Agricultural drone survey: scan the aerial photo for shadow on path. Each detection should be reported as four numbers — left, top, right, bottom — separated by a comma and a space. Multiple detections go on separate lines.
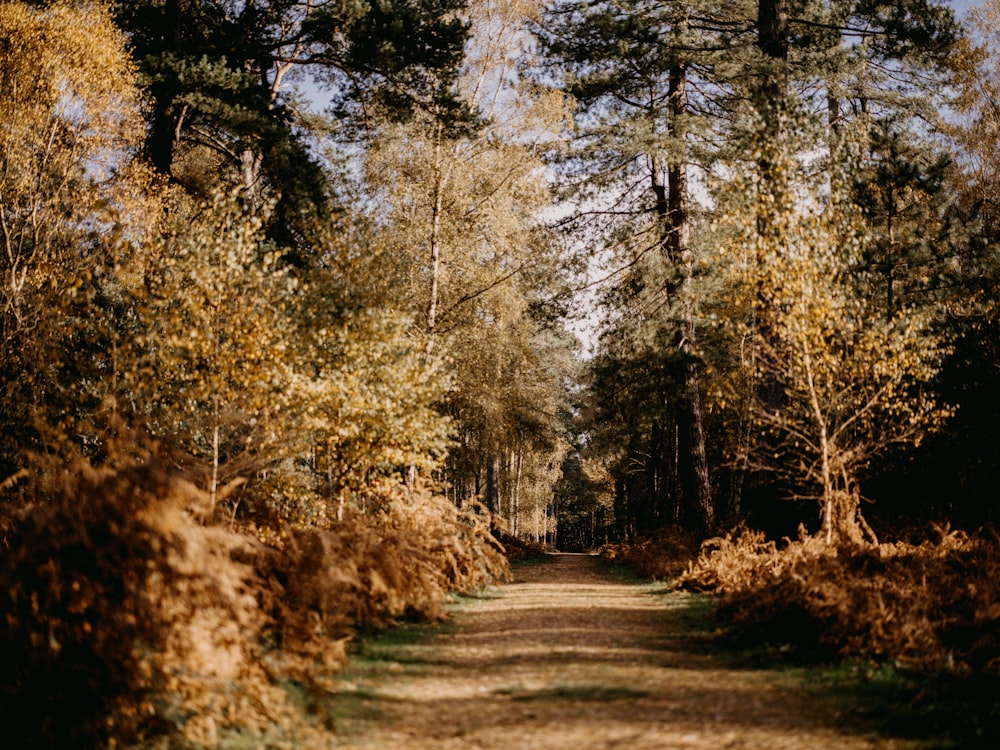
327, 553, 927, 750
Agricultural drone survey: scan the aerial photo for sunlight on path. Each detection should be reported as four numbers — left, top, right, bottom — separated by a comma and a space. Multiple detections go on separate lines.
329, 554, 921, 749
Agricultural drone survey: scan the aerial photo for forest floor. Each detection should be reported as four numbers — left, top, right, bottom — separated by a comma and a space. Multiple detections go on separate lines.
314, 553, 939, 750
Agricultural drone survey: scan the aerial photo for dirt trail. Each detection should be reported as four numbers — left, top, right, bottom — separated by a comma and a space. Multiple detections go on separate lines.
328, 553, 919, 749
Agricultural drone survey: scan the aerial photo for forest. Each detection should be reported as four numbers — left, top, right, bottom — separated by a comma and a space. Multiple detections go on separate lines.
0, 0, 998, 747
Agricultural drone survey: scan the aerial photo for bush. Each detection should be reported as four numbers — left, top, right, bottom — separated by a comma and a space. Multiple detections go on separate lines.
677, 525, 1000, 677
259, 484, 508, 680
0, 444, 508, 747
0, 451, 283, 748
600, 525, 703, 581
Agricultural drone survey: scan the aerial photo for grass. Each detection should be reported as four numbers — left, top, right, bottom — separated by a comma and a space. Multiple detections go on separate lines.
343, 619, 457, 674
614, 542, 999, 749
713, 641, 1000, 748
510, 550, 560, 568
793, 661, 1000, 749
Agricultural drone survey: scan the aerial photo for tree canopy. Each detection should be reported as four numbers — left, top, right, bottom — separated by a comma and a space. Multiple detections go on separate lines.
0, 0, 996, 547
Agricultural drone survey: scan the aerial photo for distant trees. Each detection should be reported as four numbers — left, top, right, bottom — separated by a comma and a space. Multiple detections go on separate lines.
539, 0, 970, 544
539, 0, 723, 532
360, 0, 574, 526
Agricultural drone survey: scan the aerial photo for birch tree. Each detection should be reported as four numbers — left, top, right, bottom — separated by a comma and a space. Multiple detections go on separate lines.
131, 194, 297, 515
724, 176, 952, 545
0, 0, 147, 471
361, 0, 571, 519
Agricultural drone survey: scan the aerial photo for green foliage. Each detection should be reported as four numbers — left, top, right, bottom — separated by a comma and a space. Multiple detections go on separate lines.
114, 0, 474, 233
306, 0, 475, 131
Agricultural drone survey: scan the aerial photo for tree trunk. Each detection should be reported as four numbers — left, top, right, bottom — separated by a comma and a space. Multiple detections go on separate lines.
425, 125, 447, 357
209, 400, 220, 524
757, 0, 789, 142
485, 451, 501, 516
658, 43, 715, 532
750, 0, 791, 517
240, 147, 264, 211
512, 449, 522, 537
145, 0, 183, 175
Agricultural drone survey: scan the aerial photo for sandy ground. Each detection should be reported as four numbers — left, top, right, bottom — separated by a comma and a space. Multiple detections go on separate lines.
325, 553, 923, 749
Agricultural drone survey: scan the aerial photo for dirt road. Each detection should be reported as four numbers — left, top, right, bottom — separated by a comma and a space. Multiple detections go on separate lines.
327, 553, 922, 749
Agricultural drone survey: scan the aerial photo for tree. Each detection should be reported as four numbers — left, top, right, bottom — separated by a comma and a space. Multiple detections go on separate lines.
722, 174, 952, 544
127, 194, 300, 514
851, 121, 963, 321
949, 0, 1000, 239
111, 0, 473, 231
121, 195, 455, 525
294, 239, 456, 520
540, 0, 722, 531
0, 0, 147, 472
359, 0, 573, 525
898, 0, 1000, 526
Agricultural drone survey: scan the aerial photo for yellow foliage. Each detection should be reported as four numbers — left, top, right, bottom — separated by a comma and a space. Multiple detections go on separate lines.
718, 167, 952, 544
0, 0, 148, 466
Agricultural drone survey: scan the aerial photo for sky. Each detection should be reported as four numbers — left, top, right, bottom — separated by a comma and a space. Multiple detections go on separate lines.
951, 0, 985, 19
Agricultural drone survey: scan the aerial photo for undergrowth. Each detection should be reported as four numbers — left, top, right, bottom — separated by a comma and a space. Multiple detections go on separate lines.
0, 434, 508, 749
492, 530, 550, 562
675, 523, 1000, 746
599, 525, 703, 581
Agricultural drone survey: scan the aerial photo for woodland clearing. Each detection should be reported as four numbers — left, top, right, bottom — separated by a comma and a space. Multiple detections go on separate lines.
321, 553, 935, 750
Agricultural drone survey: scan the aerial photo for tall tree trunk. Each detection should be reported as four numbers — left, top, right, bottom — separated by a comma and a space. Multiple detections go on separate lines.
757, 0, 789, 147
512, 449, 522, 537
425, 124, 447, 357
240, 147, 264, 211
750, 0, 791, 513
485, 451, 501, 517
145, 0, 183, 175
656, 37, 715, 532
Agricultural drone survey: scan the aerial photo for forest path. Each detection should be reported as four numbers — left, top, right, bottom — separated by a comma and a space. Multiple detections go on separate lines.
326, 553, 919, 749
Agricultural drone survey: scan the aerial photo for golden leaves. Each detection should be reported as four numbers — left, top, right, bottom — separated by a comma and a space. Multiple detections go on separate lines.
718, 168, 952, 521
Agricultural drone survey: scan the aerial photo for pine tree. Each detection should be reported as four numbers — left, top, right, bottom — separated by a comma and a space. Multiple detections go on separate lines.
540, 0, 731, 531
110, 0, 474, 251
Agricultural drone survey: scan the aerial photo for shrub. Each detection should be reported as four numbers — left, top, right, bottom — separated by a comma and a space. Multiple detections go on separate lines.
601, 525, 715, 581
0, 451, 283, 748
260, 483, 508, 680
677, 525, 1000, 677
0, 440, 509, 747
